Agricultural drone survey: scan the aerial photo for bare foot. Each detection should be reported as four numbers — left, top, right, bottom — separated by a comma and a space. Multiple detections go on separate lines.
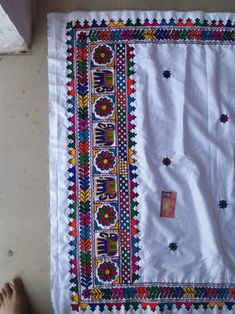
0, 278, 28, 314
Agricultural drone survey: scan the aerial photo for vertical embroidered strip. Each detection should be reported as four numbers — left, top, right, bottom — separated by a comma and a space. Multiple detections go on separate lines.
48, 11, 235, 314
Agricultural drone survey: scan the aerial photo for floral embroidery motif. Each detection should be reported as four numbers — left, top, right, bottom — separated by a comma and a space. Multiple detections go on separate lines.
94, 97, 114, 118
94, 149, 116, 174
95, 150, 115, 171
93, 44, 114, 65
220, 114, 229, 123
163, 70, 171, 79
219, 200, 228, 209
96, 231, 118, 257
96, 205, 117, 228
169, 242, 178, 251
162, 157, 171, 166
97, 261, 118, 283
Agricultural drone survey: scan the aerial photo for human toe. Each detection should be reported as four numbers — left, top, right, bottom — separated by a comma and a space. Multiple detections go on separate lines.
0, 287, 7, 299
3, 283, 13, 297
0, 292, 4, 304
10, 278, 22, 290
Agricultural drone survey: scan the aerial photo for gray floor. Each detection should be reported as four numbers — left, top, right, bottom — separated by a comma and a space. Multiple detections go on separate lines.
0, 1, 235, 313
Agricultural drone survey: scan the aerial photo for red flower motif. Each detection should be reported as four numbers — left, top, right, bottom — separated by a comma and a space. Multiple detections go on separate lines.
96, 150, 115, 171
95, 97, 114, 118
97, 205, 117, 227
93, 45, 113, 64
97, 261, 118, 282
82, 288, 91, 299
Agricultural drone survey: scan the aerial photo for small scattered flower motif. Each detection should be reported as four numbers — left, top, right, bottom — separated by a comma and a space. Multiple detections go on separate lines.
93, 45, 113, 65
219, 200, 228, 209
95, 97, 114, 118
97, 205, 117, 227
169, 242, 178, 251
162, 157, 171, 166
220, 114, 229, 124
163, 70, 171, 79
97, 261, 118, 282
96, 150, 115, 171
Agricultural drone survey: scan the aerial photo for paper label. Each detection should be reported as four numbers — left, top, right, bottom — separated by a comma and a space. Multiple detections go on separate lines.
160, 191, 177, 218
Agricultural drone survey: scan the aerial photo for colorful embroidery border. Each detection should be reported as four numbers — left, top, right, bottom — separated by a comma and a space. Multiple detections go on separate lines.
88, 42, 139, 285
67, 19, 140, 305
66, 17, 235, 312
67, 17, 235, 45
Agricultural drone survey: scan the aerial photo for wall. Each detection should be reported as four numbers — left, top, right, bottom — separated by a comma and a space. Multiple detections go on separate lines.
0, 0, 32, 53
0, 5, 27, 54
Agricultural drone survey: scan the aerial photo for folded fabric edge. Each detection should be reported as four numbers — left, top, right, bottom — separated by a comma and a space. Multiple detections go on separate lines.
47, 10, 235, 26
48, 13, 72, 314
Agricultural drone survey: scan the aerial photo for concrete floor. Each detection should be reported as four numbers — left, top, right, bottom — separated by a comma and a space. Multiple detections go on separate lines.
0, 0, 235, 313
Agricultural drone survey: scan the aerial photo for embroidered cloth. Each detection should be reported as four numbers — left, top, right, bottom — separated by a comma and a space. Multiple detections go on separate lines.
48, 11, 235, 314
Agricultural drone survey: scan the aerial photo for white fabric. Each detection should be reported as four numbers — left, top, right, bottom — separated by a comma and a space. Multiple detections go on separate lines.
48, 13, 71, 314
135, 43, 235, 283
48, 10, 235, 314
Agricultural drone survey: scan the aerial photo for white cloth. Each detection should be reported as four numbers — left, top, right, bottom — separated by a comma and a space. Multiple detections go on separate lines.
135, 43, 235, 283
48, 10, 235, 314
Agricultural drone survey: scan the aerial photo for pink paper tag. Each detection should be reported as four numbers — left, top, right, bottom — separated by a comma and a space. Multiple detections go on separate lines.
160, 191, 177, 218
